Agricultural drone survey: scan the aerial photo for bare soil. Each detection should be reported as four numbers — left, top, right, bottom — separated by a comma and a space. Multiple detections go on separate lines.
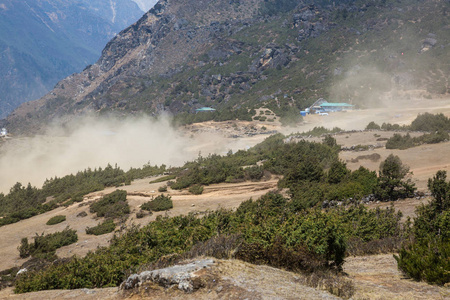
345, 254, 450, 300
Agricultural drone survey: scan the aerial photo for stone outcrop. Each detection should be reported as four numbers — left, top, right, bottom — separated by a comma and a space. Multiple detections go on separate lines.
120, 259, 215, 293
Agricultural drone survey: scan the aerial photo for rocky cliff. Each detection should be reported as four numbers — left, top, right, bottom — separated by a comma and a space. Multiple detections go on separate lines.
3, 0, 449, 134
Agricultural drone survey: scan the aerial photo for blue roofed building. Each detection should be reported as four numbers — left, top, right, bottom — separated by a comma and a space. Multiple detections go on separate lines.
195, 107, 216, 113
319, 102, 354, 112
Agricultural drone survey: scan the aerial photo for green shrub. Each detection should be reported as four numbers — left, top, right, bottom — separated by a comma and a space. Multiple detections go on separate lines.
149, 175, 176, 184
188, 185, 204, 195
46, 215, 66, 226
365, 121, 381, 130
395, 170, 450, 285
376, 154, 416, 201
136, 210, 151, 219
86, 219, 116, 235
158, 185, 168, 192
296, 126, 343, 137
410, 113, 450, 132
396, 238, 450, 285
245, 165, 264, 180
386, 131, 449, 150
17, 227, 78, 259
385, 133, 416, 149
89, 190, 129, 219
76, 211, 87, 218
141, 194, 173, 212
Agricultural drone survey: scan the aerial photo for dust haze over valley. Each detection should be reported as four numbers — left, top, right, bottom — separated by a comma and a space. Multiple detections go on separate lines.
0, 115, 229, 193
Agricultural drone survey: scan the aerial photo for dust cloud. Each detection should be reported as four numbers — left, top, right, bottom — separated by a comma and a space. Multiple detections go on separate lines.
329, 65, 394, 108
0, 115, 203, 193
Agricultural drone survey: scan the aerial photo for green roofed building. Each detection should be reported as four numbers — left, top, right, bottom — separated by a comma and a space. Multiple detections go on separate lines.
195, 107, 216, 112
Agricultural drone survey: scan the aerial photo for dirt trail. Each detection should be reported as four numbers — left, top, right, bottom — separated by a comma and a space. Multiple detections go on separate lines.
345, 254, 450, 300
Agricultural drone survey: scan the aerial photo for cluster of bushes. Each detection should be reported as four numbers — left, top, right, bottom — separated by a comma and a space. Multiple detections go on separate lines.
169, 150, 260, 189
46, 215, 66, 226
395, 170, 450, 285
0, 162, 169, 227
0, 183, 49, 226
86, 219, 116, 236
365, 121, 407, 131
367, 113, 450, 133
188, 185, 204, 195
42, 164, 128, 204
281, 150, 414, 206
89, 190, 129, 220
140, 194, 173, 212
410, 113, 450, 132
168, 133, 414, 204
386, 131, 449, 149
295, 126, 343, 137
14, 190, 407, 293
157, 185, 168, 192
18, 227, 78, 260
125, 163, 167, 181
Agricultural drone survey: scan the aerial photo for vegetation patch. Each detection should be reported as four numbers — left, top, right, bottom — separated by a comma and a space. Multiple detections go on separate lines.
18, 227, 78, 260
395, 170, 450, 285
89, 190, 129, 220
294, 126, 343, 137
386, 132, 449, 150
46, 215, 66, 226
158, 185, 168, 192
86, 219, 116, 236
141, 194, 173, 212
149, 175, 176, 184
188, 185, 204, 195
14, 191, 406, 293
0, 163, 166, 227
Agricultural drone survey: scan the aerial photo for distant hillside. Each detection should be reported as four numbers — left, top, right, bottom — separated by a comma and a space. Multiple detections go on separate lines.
0, 0, 144, 118
3, 0, 449, 134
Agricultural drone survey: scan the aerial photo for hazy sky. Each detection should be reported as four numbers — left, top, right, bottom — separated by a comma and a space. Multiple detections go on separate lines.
132, 0, 158, 12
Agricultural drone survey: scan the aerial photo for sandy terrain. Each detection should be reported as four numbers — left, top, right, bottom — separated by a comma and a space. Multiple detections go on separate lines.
345, 254, 450, 300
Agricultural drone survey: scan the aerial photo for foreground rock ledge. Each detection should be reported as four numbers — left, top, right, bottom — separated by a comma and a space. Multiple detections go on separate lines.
120, 259, 216, 293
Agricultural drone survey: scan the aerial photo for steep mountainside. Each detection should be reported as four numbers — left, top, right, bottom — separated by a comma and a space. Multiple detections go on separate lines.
3, 0, 449, 134
0, 0, 144, 118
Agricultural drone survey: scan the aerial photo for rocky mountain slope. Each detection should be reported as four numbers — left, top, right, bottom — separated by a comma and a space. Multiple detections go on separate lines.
0, 0, 144, 118
132, 0, 158, 12
3, 0, 449, 134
